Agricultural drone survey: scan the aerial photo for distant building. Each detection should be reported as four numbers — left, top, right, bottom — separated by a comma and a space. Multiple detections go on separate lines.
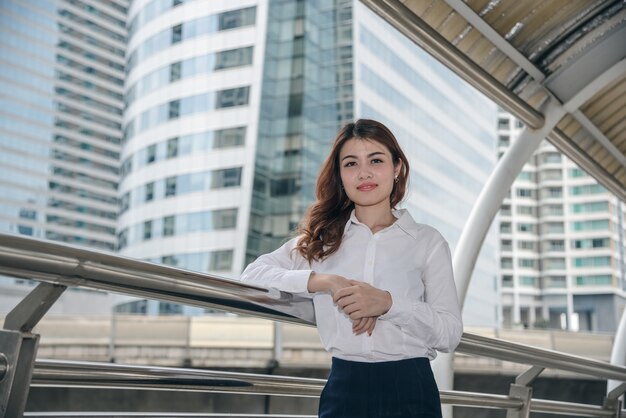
497, 110, 626, 332
0, 0, 129, 314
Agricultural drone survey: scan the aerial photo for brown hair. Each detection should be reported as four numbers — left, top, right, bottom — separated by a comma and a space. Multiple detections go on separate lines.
295, 119, 409, 262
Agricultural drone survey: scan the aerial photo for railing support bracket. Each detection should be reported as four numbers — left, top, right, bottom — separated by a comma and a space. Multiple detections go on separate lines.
1, 282, 66, 417
506, 366, 544, 418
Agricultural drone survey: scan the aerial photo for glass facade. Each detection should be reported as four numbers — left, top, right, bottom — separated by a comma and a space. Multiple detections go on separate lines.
0, 0, 124, 252
245, 0, 352, 261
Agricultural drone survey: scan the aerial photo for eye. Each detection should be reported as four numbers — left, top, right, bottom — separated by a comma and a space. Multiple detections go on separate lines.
371, 158, 384, 164
344, 161, 356, 167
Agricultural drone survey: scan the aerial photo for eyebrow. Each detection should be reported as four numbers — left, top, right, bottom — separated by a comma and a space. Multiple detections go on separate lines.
341, 151, 386, 161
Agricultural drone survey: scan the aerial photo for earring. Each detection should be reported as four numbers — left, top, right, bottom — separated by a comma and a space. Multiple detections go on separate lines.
394, 176, 399, 183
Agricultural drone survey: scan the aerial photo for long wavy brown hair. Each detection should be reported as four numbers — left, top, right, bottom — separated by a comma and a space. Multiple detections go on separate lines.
295, 119, 410, 262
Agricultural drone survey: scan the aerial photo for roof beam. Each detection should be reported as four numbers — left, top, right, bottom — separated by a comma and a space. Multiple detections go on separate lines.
563, 57, 626, 112
443, 0, 546, 82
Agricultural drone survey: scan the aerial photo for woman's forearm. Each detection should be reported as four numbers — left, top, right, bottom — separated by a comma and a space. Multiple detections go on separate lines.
307, 272, 350, 294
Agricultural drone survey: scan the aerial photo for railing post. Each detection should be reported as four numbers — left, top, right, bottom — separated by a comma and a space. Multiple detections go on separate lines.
506, 365, 544, 418
604, 382, 626, 418
0, 282, 66, 417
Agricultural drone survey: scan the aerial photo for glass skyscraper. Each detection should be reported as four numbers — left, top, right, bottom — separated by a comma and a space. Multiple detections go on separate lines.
0, 0, 128, 314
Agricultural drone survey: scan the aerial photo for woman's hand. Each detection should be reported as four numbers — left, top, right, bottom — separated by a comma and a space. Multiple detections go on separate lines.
333, 280, 392, 320
307, 272, 350, 294
352, 316, 377, 336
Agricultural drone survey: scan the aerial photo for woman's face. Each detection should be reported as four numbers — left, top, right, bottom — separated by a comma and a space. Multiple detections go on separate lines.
339, 137, 401, 212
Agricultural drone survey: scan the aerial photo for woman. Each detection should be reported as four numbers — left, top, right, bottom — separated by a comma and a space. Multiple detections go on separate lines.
240, 119, 463, 418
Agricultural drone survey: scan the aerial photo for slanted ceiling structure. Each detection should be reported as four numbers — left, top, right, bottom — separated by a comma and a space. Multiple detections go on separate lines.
361, 0, 626, 201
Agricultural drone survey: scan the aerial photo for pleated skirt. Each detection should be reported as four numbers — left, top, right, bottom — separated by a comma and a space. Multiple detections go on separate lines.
318, 357, 442, 418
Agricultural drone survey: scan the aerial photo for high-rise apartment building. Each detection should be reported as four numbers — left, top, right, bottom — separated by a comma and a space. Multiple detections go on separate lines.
0, 0, 128, 313
118, 0, 498, 325
497, 110, 626, 332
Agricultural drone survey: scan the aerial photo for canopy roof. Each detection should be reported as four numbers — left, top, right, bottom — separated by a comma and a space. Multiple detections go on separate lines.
362, 0, 626, 201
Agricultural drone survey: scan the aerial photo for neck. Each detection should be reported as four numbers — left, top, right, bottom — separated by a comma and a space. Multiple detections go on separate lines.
354, 204, 396, 233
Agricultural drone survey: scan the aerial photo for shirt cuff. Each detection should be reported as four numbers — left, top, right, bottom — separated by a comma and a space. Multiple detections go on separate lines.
379, 291, 412, 325
281, 269, 313, 294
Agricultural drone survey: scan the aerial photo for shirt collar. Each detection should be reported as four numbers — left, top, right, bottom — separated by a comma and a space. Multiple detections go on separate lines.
343, 208, 419, 239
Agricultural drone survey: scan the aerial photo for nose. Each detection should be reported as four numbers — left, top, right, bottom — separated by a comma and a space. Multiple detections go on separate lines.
358, 167, 373, 180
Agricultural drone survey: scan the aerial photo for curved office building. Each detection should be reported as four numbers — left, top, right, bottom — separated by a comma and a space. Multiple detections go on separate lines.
119, 1, 262, 315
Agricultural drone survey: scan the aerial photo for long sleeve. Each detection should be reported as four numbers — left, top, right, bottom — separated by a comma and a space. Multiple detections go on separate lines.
239, 237, 313, 296
379, 240, 463, 353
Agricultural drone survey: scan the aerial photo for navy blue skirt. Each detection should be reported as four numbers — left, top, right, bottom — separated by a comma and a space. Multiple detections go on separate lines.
318, 357, 442, 418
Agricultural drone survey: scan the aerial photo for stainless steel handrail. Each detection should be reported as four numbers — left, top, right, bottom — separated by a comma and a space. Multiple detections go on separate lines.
0, 233, 315, 325
2, 232, 626, 383
459, 332, 626, 381
29, 359, 625, 417
31, 359, 523, 410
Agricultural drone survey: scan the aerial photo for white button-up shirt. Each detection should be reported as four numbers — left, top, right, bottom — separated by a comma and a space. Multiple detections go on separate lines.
240, 209, 463, 362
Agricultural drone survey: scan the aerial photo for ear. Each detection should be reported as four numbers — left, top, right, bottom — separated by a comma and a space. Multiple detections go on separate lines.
394, 160, 402, 178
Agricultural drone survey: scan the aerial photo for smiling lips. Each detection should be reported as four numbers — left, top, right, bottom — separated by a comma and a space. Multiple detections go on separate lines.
357, 182, 378, 191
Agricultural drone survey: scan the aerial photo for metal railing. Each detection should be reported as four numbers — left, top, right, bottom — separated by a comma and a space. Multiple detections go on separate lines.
1, 232, 625, 418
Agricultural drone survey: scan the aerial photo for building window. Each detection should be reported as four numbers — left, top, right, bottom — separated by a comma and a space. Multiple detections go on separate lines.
215, 46, 253, 70
575, 275, 612, 286
570, 184, 606, 195
214, 208, 237, 229
501, 239, 512, 251
516, 205, 535, 216
573, 256, 611, 268
216, 86, 250, 108
212, 168, 242, 188
517, 241, 537, 251
543, 153, 561, 163
168, 100, 180, 119
544, 276, 566, 288
502, 275, 513, 288
171, 24, 182, 43
519, 276, 536, 286
210, 250, 233, 271
571, 201, 609, 213
541, 204, 563, 216
545, 240, 564, 251
517, 223, 535, 233
163, 216, 175, 236
517, 171, 533, 181
500, 222, 512, 233
146, 144, 156, 164
145, 182, 154, 202
572, 238, 610, 249
170, 61, 181, 82
571, 220, 610, 232
543, 222, 564, 234
214, 127, 246, 148
498, 118, 509, 129
501, 258, 513, 269
518, 259, 537, 268
167, 137, 179, 158
165, 176, 177, 196
516, 188, 533, 198
143, 220, 152, 240
542, 258, 565, 270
